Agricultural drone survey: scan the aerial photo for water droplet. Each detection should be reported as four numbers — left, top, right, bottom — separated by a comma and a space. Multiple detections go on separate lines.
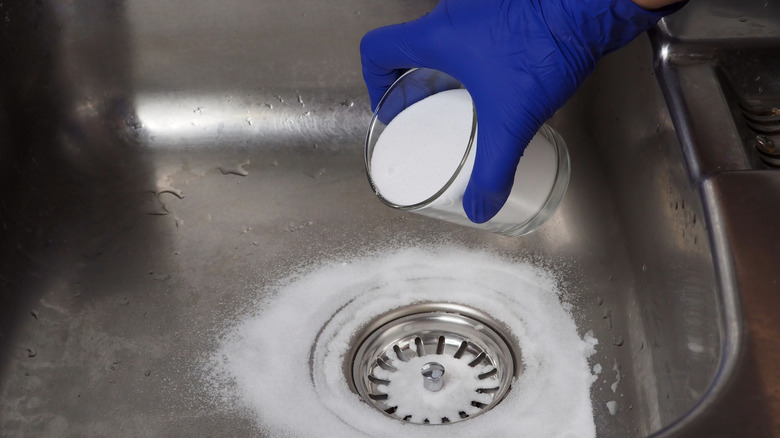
157, 186, 184, 200
30, 310, 38, 320
305, 168, 327, 179
152, 273, 170, 281
642, 264, 647, 272
738, 16, 748, 22
27, 348, 37, 357
284, 221, 314, 232
245, 117, 253, 126
265, 103, 274, 109
219, 159, 250, 177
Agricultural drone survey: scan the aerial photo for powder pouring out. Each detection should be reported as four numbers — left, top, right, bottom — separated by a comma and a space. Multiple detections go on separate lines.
203, 245, 598, 437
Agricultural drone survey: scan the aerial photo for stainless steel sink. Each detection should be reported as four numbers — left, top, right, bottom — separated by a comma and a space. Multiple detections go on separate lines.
0, 0, 777, 436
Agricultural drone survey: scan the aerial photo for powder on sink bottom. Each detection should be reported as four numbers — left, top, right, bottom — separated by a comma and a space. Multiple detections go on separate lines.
373, 353, 494, 422
203, 245, 598, 437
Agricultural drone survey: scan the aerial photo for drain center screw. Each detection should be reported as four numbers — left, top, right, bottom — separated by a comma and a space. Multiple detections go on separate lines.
421, 362, 445, 392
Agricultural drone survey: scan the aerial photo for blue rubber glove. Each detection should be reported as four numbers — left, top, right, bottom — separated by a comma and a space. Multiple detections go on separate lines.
361, 0, 685, 223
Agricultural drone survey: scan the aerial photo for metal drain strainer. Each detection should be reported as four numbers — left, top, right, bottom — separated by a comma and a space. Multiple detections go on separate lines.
349, 304, 518, 425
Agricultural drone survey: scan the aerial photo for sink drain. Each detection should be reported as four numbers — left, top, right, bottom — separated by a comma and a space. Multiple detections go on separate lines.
348, 303, 518, 425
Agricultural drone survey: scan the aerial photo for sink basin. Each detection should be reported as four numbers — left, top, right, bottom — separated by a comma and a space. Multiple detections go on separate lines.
0, 0, 775, 436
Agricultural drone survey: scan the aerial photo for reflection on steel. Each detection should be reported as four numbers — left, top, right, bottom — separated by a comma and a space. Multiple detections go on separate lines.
421, 362, 445, 392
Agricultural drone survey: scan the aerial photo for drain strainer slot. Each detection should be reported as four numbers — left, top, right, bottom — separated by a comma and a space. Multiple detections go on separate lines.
349, 304, 518, 425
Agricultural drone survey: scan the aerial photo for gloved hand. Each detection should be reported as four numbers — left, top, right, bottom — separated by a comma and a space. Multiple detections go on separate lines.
361, 0, 685, 223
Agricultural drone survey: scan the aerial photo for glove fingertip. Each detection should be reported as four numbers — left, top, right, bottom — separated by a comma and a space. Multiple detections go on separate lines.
461, 120, 527, 224
359, 26, 413, 112
462, 183, 508, 224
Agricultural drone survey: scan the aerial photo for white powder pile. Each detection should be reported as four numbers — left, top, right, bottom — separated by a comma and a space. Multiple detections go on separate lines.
374, 353, 494, 422
204, 246, 598, 437
370, 89, 473, 206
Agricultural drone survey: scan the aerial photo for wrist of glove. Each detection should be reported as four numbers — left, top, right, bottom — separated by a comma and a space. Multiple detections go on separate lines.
361, 0, 686, 223
556, 0, 687, 60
